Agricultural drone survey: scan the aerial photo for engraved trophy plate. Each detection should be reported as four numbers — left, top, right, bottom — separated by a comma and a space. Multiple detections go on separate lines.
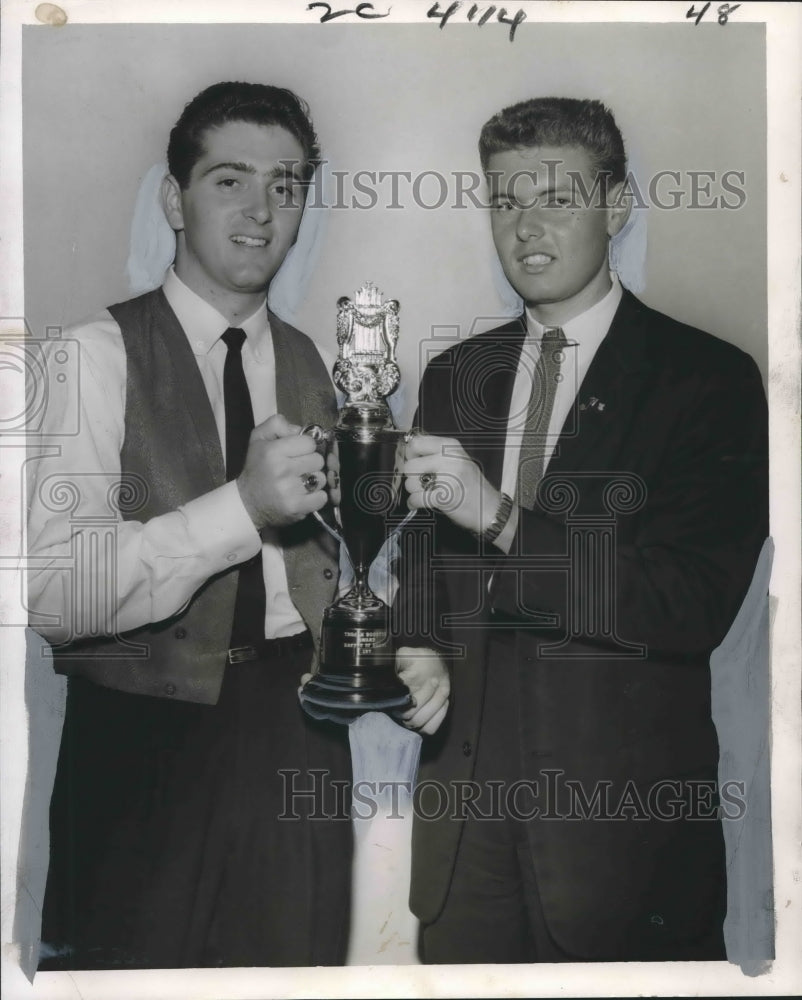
300, 284, 412, 716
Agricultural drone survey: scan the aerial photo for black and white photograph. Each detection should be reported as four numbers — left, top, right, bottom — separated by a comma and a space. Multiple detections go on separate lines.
1, 1, 800, 997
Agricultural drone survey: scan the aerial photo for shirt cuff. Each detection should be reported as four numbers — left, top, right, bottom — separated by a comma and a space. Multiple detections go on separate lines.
180, 481, 262, 570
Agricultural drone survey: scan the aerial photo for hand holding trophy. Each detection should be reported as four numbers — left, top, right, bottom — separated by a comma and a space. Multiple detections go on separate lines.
299, 283, 413, 717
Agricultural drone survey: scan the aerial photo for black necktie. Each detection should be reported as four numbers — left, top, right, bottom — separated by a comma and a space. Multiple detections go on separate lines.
221, 327, 266, 647
222, 328, 254, 481
517, 326, 567, 510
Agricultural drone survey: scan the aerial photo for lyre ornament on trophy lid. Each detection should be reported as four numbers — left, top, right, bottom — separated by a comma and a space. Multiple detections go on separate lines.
334, 282, 400, 410
300, 283, 412, 717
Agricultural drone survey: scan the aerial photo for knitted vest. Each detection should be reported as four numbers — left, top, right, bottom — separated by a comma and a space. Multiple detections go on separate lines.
52, 288, 338, 703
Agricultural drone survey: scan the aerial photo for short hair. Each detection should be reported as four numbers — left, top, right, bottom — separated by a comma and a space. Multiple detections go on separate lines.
167, 81, 321, 188
478, 97, 627, 186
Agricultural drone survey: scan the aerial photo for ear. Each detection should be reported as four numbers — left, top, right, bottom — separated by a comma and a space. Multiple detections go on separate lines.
161, 174, 185, 233
605, 181, 632, 238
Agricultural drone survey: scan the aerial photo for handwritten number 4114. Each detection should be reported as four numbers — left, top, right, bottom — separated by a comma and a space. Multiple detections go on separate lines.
686, 3, 741, 25
427, 3, 527, 43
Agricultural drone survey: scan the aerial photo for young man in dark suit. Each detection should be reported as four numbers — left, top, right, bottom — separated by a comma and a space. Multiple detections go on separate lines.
27, 82, 353, 969
397, 97, 768, 963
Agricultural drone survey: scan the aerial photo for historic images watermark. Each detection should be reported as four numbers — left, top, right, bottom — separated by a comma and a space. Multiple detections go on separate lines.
268, 162, 748, 211
279, 768, 748, 823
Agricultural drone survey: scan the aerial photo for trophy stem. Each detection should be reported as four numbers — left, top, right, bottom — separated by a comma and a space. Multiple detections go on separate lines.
343, 575, 382, 611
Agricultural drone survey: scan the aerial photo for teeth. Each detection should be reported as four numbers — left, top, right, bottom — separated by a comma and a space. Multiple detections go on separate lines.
231, 236, 267, 247
523, 253, 551, 265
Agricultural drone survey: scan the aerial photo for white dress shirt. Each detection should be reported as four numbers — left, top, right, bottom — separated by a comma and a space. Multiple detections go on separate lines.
27, 268, 331, 644
495, 274, 623, 548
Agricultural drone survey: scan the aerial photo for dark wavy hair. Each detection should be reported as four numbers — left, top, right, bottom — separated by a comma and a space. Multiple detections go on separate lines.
167, 81, 320, 188
479, 97, 627, 186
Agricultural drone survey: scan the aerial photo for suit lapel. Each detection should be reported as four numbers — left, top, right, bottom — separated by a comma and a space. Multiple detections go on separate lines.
548, 290, 655, 475
462, 317, 527, 491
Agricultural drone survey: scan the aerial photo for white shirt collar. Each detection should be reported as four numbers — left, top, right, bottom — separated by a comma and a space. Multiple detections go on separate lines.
525, 272, 623, 349
162, 267, 272, 359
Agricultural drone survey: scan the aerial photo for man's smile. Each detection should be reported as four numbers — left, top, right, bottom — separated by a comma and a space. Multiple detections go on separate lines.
230, 235, 270, 247
519, 252, 554, 269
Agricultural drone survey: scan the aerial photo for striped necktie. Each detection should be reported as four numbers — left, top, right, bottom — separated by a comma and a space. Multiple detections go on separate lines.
517, 326, 566, 510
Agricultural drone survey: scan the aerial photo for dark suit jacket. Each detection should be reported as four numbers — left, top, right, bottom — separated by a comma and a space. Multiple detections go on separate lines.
397, 290, 768, 960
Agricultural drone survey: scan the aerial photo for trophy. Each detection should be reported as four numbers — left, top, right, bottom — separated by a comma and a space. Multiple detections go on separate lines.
299, 283, 413, 715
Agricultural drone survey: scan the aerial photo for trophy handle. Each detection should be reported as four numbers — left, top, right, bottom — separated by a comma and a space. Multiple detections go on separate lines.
300, 423, 332, 446
300, 424, 343, 533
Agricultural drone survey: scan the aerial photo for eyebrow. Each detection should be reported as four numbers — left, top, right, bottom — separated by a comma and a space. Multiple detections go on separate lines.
200, 161, 304, 181
490, 183, 575, 204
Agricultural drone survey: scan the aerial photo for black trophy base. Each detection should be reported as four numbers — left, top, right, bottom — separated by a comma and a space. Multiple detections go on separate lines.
300, 669, 413, 717
300, 601, 413, 719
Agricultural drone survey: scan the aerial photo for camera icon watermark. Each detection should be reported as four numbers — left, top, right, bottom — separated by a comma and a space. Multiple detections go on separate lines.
0, 319, 81, 436
415, 316, 582, 444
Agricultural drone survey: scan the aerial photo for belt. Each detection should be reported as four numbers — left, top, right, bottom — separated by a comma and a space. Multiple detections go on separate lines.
227, 630, 313, 664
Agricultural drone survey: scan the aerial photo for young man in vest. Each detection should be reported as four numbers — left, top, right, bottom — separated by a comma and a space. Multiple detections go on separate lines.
28, 82, 355, 969
398, 98, 768, 962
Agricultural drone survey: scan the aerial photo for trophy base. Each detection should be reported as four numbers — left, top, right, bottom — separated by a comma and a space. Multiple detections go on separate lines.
299, 591, 413, 719
300, 670, 413, 716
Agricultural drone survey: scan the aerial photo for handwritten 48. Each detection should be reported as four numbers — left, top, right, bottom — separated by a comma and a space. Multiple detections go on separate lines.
686, 3, 742, 26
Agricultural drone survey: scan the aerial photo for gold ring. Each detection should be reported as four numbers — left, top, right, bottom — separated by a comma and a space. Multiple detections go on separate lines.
301, 473, 319, 493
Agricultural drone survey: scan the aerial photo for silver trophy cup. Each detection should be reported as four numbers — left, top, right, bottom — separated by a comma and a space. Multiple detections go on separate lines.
300, 284, 412, 715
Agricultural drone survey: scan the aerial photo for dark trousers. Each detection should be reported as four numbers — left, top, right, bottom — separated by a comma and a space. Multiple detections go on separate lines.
40, 636, 352, 970
421, 630, 726, 964
421, 630, 565, 964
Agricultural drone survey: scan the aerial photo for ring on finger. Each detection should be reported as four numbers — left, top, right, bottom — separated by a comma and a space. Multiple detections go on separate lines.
301, 472, 319, 494
419, 472, 437, 490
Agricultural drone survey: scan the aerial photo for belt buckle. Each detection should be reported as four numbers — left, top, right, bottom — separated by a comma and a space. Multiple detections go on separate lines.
228, 645, 258, 664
